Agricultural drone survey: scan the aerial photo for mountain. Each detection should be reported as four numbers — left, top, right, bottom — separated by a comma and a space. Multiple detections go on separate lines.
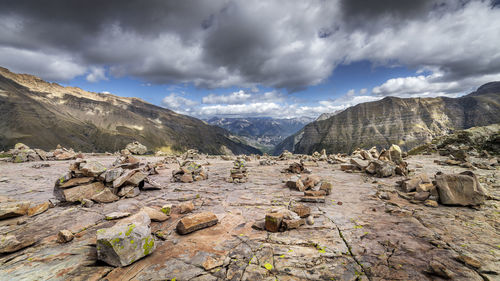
0, 67, 260, 155
273, 82, 500, 155
207, 117, 313, 151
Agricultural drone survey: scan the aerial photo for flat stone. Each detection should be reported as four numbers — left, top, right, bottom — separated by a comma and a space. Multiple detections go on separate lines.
456, 254, 481, 269
304, 190, 326, 197
27, 202, 50, 216
424, 200, 439, 208
176, 212, 219, 235
91, 188, 119, 203
0, 201, 31, 220
56, 182, 104, 202
282, 218, 305, 230
300, 196, 325, 203
0, 234, 36, 254
113, 169, 136, 189
126, 171, 147, 186
59, 177, 94, 189
105, 212, 131, 220
80, 161, 107, 177
141, 206, 169, 222
180, 173, 194, 183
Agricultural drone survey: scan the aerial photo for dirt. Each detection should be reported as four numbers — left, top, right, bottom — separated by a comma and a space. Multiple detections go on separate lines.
0, 154, 499, 280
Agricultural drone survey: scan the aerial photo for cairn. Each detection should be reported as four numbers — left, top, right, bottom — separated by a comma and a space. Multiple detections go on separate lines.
227, 158, 248, 183
172, 161, 208, 182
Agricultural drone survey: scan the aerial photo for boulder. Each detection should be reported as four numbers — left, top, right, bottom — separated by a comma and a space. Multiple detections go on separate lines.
366, 160, 395, 177
435, 171, 488, 206
92, 189, 119, 203
389, 144, 403, 164
0, 234, 36, 254
54, 182, 105, 202
125, 141, 148, 155
97, 221, 155, 267
176, 212, 219, 235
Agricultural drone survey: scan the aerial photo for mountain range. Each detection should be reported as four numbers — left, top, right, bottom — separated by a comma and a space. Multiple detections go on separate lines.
0, 67, 260, 155
206, 117, 313, 151
273, 82, 500, 155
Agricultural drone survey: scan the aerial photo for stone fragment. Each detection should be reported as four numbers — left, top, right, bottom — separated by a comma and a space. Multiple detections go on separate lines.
92, 189, 119, 203
282, 219, 305, 230
340, 164, 356, 171
290, 203, 310, 218
265, 212, 283, 233
300, 196, 325, 203
202, 256, 224, 271
303, 175, 321, 189
81, 198, 94, 208
366, 160, 395, 177
57, 229, 74, 243
429, 260, 453, 279
80, 161, 107, 177
304, 190, 326, 197
97, 222, 155, 267
27, 202, 50, 217
319, 181, 332, 195
176, 212, 219, 235
296, 179, 305, 192
0, 234, 35, 253
104, 168, 123, 183
179, 201, 195, 214
59, 177, 94, 188
424, 200, 438, 208
389, 144, 403, 164
125, 171, 147, 186
55, 182, 104, 202
306, 215, 314, 225
141, 207, 169, 222
456, 254, 481, 269
435, 171, 487, 206
125, 141, 148, 155
113, 169, 136, 189
350, 158, 369, 170
105, 212, 131, 220
401, 173, 431, 192
0, 201, 31, 220
414, 192, 430, 201
180, 173, 194, 183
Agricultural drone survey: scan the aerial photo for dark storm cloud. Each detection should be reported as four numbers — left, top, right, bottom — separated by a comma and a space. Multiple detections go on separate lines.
0, 0, 499, 93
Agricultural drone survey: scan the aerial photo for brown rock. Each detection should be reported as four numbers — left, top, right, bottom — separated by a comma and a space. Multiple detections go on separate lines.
113, 169, 136, 189
57, 229, 74, 243
296, 179, 305, 192
303, 175, 321, 189
414, 192, 430, 201
456, 254, 481, 269
126, 171, 147, 186
435, 171, 487, 206
179, 201, 195, 214
0, 201, 31, 220
340, 164, 356, 171
424, 200, 438, 208
304, 190, 326, 197
176, 212, 219, 235
265, 212, 283, 232
91, 188, 119, 203
141, 207, 169, 222
27, 202, 50, 217
282, 218, 305, 230
320, 181, 333, 195
180, 173, 194, 183
300, 196, 325, 203
0, 235, 36, 253
59, 177, 94, 188
290, 203, 311, 218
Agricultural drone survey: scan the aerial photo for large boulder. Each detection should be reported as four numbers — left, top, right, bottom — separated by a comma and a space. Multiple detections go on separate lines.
125, 141, 147, 155
366, 160, 396, 177
389, 144, 403, 164
96, 213, 155, 267
435, 171, 488, 206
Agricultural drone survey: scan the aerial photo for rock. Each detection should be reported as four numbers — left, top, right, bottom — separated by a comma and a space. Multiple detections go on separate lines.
180, 173, 194, 183
0, 201, 31, 220
91, 189, 119, 203
57, 230, 74, 243
435, 171, 488, 206
59, 177, 94, 189
113, 169, 136, 189
401, 173, 431, 192
360, 150, 372, 160
350, 158, 369, 170
27, 202, 50, 216
378, 192, 391, 200
161, 204, 172, 216
424, 200, 439, 207
456, 254, 481, 269
81, 198, 94, 208
319, 181, 332, 195
176, 212, 219, 235
105, 212, 131, 220
282, 219, 305, 230
104, 168, 123, 183
265, 212, 283, 232
414, 192, 430, 201
252, 219, 266, 230
180, 201, 195, 214
340, 164, 357, 171
303, 175, 321, 189
125, 171, 147, 186
306, 216, 314, 225
300, 196, 325, 203
54, 182, 105, 202
79, 161, 107, 177
125, 141, 148, 155
366, 160, 395, 177
229, 158, 248, 183
0, 234, 36, 253
141, 207, 169, 222
117, 211, 151, 226
202, 256, 224, 271
290, 203, 310, 218
304, 190, 326, 197
389, 144, 403, 164
429, 260, 453, 279
97, 222, 155, 267
296, 179, 305, 192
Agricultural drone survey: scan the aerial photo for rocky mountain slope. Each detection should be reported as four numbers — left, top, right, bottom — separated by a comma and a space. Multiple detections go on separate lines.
207, 117, 313, 150
274, 82, 500, 155
0, 67, 260, 155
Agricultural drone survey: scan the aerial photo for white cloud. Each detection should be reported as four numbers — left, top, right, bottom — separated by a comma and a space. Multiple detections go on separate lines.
161, 93, 198, 113
86, 67, 108, 83
202, 90, 251, 104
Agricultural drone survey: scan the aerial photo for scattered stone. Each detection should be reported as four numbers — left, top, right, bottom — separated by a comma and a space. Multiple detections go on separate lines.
176, 212, 219, 235
259, 159, 276, 166
290, 203, 311, 218
80, 161, 107, 177
401, 173, 431, 192
319, 181, 333, 195
435, 171, 488, 206
141, 206, 169, 222
125, 141, 148, 155
424, 200, 439, 208
179, 201, 195, 214
97, 221, 155, 267
57, 230, 74, 243
172, 161, 208, 182
283, 161, 310, 174
282, 218, 305, 230
365, 160, 396, 177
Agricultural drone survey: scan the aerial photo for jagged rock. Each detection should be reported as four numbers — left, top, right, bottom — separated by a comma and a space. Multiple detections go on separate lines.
350, 158, 369, 170
389, 144, 403, 164
125, 171, 147, 186
283, 162, 310, 174
176, 212, 219, 235
97, 220, 155, 267
290, 203, 310, 218
265, 212, 283, 232
102, 168, 123, 183
113, 169, 136, 189
125, 141, 147, 155
282, 219, 305, 230
27, 202, 50, 217
303, 175, 321, 189
59, 177, 94, 189
401, 173, 431, 192
141, 207, 169, 222
0, 201, 31, 220
180, 201, 195, 214
91, 189, 119, 203
79, 161, 107, 177
366, 160, 396, 177
57, 230, 74, 243
435, 171, 488, 206
172, 161, 208, 182
54, 182, 104, 202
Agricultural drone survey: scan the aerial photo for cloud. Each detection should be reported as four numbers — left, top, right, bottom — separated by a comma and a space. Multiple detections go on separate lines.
86, 66, 107, 82
202, 90, 251, 104
161, 93, 198, 113
0, 0, 498, 93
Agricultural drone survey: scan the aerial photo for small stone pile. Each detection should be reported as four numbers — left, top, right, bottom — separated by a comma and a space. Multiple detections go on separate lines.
434, 144, 498, 170
172, 161, 208, 183
282, 161, 311, 174
7, 143, 81, 163
259, 203, 313, 232
312, 149, 328, 161
227, 158, 248, 183
54, 157, 159, 204
341, 144, 408, 177
285, 175, 332, 203
278, 150, 293, 160
396, 171, 489, 207
124, 141, 148, 155
183, 149, 201, 160
259, 158, 276, 165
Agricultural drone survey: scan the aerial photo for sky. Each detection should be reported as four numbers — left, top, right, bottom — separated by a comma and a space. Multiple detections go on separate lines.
1, 0, 500, 119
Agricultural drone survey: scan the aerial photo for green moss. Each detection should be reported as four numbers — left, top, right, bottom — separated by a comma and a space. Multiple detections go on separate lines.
263, 263, 273, 270
125, 224, 136, 236
97, 229, 106, 234
143, 236, 155, 255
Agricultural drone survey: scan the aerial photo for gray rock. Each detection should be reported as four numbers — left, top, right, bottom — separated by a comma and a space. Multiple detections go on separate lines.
435, 171, 488, 206
0, 201, 31, 220
125, 141, 148, 155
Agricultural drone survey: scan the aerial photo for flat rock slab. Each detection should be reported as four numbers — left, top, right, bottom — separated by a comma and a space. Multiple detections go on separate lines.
300, 196, 326, 203
176, 212, 219, 235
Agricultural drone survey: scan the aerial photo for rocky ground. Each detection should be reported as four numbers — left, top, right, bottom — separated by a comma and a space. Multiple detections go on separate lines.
0, 154, 499, 281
